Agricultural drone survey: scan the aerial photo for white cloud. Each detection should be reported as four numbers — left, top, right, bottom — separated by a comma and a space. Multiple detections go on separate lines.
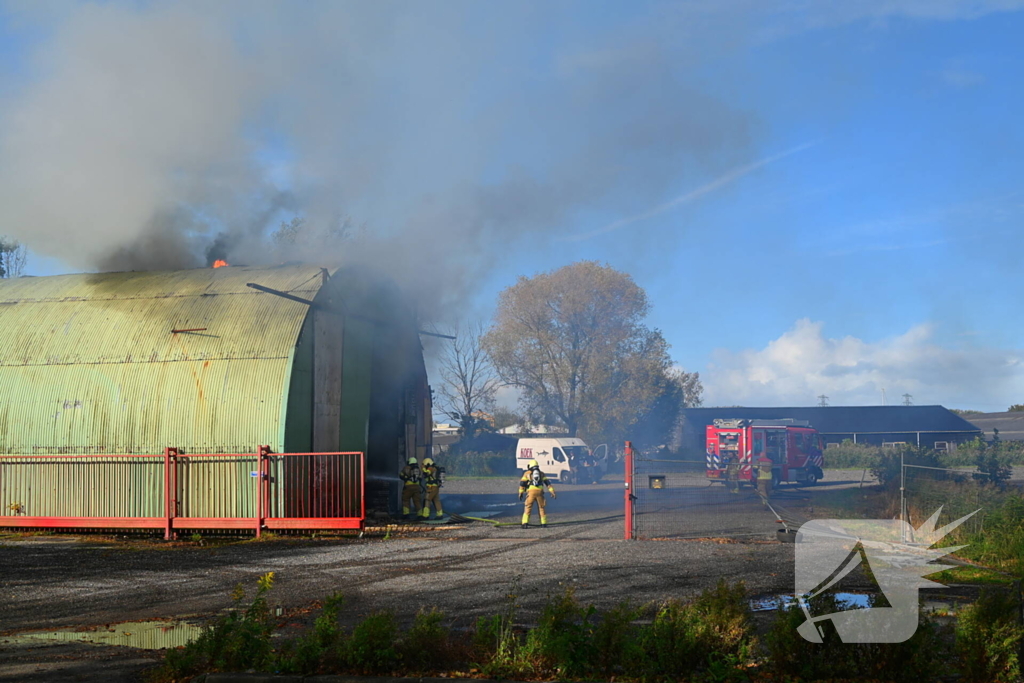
941, 65, 987, 88
703, 319, 1023, 411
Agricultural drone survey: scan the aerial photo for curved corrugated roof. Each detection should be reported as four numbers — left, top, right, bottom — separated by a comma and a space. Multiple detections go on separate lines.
0, 265, 326, 454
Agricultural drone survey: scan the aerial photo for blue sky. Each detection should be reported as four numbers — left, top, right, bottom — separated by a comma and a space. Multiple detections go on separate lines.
2, 1, 1022, 411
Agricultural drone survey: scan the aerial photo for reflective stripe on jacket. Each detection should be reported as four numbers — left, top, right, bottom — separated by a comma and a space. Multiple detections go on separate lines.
423, 465, 442, 487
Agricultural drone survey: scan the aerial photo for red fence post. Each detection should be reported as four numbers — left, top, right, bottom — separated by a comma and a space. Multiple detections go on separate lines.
360, 451, 366, 531
624, 441, 635, 540
164, 447, 178, 541
256, 446, 269, 538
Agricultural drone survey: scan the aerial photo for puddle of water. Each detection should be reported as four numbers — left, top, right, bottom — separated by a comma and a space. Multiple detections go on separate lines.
749, 592, 871, 612
751, 595, 964, 617
749, 594, 799, 612
3, 620, 204, 649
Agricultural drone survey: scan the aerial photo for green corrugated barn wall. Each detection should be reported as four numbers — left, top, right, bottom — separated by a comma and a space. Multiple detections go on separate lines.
0, 265, 431, 517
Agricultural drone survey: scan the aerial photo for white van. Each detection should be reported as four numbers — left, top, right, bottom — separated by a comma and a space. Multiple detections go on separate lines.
515, 437, 609, 484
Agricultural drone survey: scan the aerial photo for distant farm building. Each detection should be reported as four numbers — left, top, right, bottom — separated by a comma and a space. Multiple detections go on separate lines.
0, 265, 432, 519
680, 406, 982, 452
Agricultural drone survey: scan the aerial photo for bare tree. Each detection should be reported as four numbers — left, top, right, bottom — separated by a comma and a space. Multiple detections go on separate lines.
437, 322, 501, 438
0, 236, 27, 279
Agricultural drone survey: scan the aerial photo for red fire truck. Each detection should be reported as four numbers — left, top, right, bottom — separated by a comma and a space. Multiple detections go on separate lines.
705, 418, 825, 487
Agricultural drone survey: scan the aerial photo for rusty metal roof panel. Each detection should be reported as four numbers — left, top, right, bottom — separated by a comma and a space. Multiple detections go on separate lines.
0, 265, 325, 455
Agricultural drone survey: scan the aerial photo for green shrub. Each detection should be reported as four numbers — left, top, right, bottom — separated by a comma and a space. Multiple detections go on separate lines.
150, 572, 278, 682
399, 607, 452, 673
873, 446, 946, 488
523, 588, 596, 678
590, 601, 644, 677
476, 578, 524, 679
764, 592, 948, 682
956, 587, 1024, 682
823, 438, 1024, 474
344, 611, 399, 674
968, 494, 1024, 574
440, 450, 516, 477
471, 613, 503, 661
276, 592, 345, 674
945, 437, 1024, 467
823, 442, 885, 469
631, 580, 752, 681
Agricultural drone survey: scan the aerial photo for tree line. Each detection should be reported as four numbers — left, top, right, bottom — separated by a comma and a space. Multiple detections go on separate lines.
436, 261, 701, 452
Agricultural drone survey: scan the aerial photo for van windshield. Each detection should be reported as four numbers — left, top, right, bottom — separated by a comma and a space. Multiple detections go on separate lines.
563, 446, 591, 462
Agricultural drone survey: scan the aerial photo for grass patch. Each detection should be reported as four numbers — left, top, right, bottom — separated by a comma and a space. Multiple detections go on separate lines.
929, 566, 1016, 586
810, 486, 888, 519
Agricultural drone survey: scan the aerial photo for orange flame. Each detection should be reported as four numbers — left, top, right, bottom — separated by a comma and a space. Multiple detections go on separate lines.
212, 260, 228, 268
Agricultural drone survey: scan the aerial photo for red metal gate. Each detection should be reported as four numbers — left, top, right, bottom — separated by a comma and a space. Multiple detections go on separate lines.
0, 447, 364, 538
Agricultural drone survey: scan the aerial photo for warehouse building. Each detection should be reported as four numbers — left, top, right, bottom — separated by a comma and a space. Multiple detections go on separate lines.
680, 406, 982, 452
0, 264, 432, 517
960, 412, 1024, 442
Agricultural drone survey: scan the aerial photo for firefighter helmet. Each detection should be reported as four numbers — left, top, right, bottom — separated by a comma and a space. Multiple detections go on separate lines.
423, 458, 434, 467
407, 457, 418, 465
527, 459, 539, 469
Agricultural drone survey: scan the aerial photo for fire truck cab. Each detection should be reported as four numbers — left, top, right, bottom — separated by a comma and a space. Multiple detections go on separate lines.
706, 418, 824, 487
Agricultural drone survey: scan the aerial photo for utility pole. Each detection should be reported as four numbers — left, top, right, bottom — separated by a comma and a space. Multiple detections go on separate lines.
902, 393, 913, 406
817, 394, 829, 407
882, 388, 887, 406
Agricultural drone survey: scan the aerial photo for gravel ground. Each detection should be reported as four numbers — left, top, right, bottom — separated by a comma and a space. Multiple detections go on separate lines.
0, 468, 962, 681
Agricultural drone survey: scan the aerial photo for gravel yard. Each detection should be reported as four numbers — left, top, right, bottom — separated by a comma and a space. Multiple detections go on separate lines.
0, 468, 959, 681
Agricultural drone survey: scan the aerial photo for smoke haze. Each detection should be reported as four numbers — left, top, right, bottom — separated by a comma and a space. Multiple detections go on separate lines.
2, 0, 1022, 324
0, 1, 758, 314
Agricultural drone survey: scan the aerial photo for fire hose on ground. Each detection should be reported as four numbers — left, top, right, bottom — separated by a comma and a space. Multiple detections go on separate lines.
449, 513, 624, 527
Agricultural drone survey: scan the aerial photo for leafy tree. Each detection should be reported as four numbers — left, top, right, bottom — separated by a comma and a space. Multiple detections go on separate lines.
0, 236, 27, 279
950, 408, 984, 417
436, 322, 501, 439
489, 406, 522, 432
974, 432, 1013, 488
631, 367, 703, 451
1008, 404, 1024, 412
483, 261, 672, 443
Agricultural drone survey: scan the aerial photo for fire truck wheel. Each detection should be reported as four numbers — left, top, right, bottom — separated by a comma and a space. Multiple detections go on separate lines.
802, 472, 819, 486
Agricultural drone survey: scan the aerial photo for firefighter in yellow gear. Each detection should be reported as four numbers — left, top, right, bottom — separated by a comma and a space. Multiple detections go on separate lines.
519, 459, 556, 528
725, 455, 740, 494
421, 457, 444, 519
399, 457, 423, 520
756, 457, 773, 506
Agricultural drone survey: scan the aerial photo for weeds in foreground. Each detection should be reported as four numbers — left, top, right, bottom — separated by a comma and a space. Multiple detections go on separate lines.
156, 572, 277, 679
151, 573, 1020, 683
763, 592, 950, 683
955, 587, 1023, 682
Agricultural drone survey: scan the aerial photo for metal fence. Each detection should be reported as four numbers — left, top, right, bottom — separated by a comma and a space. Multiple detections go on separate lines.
625, 442, 777, 540
0, 447, 364, 537
902, 464, 988, 540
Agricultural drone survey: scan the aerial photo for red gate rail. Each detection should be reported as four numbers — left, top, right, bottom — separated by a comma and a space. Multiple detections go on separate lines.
0, 447, 365, 538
